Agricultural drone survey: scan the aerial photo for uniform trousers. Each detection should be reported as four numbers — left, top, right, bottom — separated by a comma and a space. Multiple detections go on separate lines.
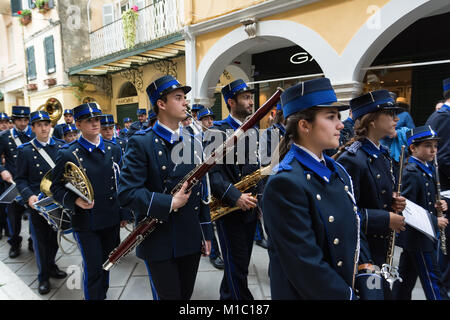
29, 209, 59, 282
392, 249, 449, 300
6, 201, 29, 247
73, 224, 120, 300
144, 253, 201, 300
216, 212, 256, 300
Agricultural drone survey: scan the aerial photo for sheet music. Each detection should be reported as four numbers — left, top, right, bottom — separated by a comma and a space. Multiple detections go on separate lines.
441, 190, 450, 199
0, 182, 20, 204
403, 199, 436, 241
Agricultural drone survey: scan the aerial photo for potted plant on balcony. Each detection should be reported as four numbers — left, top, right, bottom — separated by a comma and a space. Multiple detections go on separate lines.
26, 83, 38, 91
122, 6, 139, 49
35, 0, 50, 13
44, 78, 56, 86
18, 10, 32, 26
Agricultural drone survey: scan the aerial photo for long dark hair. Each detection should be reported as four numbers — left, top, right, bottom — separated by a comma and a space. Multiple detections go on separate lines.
333, 111, 381, 160
277, 107, 320, 161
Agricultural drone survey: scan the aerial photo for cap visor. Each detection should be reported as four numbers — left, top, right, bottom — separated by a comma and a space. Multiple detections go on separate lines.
316, 101, 349, 111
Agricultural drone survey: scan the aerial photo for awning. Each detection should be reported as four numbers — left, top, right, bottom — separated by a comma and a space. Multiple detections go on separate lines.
69, 35, 185, 76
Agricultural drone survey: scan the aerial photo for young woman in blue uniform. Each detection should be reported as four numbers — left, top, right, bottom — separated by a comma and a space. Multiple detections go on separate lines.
262, 78, 377, 299
336, 90, 407, 297
392, 125, 449, 300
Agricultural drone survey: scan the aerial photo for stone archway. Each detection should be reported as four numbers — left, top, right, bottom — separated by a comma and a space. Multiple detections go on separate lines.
195, 19, 335, 102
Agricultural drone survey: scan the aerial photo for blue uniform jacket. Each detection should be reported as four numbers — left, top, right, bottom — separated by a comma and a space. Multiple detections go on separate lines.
260, 123, 285, 166
425, 105, 450, 190
52, 123, 73, 140
262, 144, 369, 299
118, 122, 213, 262
0, 127, 35, 177
15, 138, 65, 202
207, 115, 263, 222
50, 136, 123, 231
337, 139, 396, 266
397, 158, 442, 252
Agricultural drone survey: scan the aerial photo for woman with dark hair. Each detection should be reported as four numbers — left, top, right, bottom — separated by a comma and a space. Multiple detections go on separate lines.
336, 90, 407, 298
262, 78, 378, 299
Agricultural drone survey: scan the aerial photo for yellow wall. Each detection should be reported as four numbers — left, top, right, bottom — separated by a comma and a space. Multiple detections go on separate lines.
195, 0, 391, 67
185, 0, 268, 25
111, 55, 186, 120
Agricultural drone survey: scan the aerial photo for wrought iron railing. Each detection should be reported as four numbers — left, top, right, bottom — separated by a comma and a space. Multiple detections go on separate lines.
89, 0, 183, 59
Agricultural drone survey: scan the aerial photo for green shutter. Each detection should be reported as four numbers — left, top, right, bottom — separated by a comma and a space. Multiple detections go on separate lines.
44, 36, 56, 74
212, 93, 223, 121
28, 0, 35, 9
10, 0, 22, 16
26, 46, 36, 80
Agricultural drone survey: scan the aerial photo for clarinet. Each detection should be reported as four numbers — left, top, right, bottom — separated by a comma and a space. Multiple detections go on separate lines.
434, 156, 447, 255
381, 145, 405, 284
102, 88, 283, 271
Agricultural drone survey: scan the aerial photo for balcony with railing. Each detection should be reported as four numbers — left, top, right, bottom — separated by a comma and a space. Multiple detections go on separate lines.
89, 0, 183, 60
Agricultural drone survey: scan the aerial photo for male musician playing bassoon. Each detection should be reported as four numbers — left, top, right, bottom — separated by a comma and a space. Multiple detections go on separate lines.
15, 111, 67, 295
118, 75, 213, 300
206, 79, 263, 300
50, 103, 126, 300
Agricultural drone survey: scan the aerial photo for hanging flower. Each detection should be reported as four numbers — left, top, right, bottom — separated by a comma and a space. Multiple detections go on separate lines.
122, 8, 139, 49
132, 5, 138, 12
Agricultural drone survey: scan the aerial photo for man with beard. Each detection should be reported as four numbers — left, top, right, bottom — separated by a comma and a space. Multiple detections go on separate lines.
206, 79, 262, 300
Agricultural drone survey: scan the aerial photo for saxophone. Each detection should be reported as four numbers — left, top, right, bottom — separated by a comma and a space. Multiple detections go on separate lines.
210, 165, 272, 221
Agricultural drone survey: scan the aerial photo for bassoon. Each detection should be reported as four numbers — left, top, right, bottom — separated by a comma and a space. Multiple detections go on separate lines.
434, 156, 447, 255
102, 88, 283, 271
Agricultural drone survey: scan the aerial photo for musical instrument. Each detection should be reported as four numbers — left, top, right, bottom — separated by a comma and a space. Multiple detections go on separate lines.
381, 145, 405, 284
210, 165, 271, 221
38, 98, 63, 127
434, 156, 447, 255
102, 88, 283, 271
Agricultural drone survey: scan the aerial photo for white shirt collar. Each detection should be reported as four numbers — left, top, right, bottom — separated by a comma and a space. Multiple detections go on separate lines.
36, 138, 51, 147
82, 134, 101, 147
159, 121, 178, 135
294, 143, 325, 163
366, 137, 381, 150
230, 115, 243, 126
411, 156, 428, 167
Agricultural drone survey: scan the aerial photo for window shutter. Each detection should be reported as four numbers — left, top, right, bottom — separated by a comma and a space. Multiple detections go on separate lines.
102, 4, 114, 26
10, 0, 22, 16
48, 0, 54, 8
212, 93, 223, 121
26, 46, 37, 80
44, 36, 56, 74
28, 0, 35, 9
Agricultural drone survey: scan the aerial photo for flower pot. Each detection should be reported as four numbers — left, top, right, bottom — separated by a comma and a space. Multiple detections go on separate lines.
38, 3, 50, 13
20, 15, 32, 26
26, 83, 37, 91
44, 78, 56, 86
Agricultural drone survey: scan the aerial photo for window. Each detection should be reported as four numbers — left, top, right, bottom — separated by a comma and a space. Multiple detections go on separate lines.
102, 4, 115, 26
7, 24, 15, 64
44, 36, 56, 74
26, 46, 36, 80
10, 0, 22, 16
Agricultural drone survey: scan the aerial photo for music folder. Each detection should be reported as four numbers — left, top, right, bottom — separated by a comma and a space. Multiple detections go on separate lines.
403, 199, 436, 241
0, 182, 20, 204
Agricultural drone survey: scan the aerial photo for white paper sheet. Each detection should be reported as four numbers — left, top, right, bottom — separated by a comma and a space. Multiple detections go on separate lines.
403, 199, 436, 241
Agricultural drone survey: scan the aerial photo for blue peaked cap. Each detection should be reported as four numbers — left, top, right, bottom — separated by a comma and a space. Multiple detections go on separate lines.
146, 75, 191, 107
221, 79, 254, 104
406, 125, 439, 146
350, 89, 401, 120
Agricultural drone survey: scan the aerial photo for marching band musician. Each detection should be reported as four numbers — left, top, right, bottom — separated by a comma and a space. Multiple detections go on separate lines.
126, 108, 147, 139
118, 117, 132, 141
425, 78, 450, 292
100, 114, 127, 155
15, 111, 67, 295
61, 123, 79, 144
336, 90, 407, 298
0, 112, 10, 239
0, 106, 35, 258
52, 109, 74, 140
392, 125, 449, 300
206, 79, 262, 300
50, 103, 127, 300
262, 78, 376, 299
118, 75, 213, 300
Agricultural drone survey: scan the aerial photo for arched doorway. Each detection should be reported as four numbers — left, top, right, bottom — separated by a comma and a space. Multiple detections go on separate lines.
116, 81, 139, 126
